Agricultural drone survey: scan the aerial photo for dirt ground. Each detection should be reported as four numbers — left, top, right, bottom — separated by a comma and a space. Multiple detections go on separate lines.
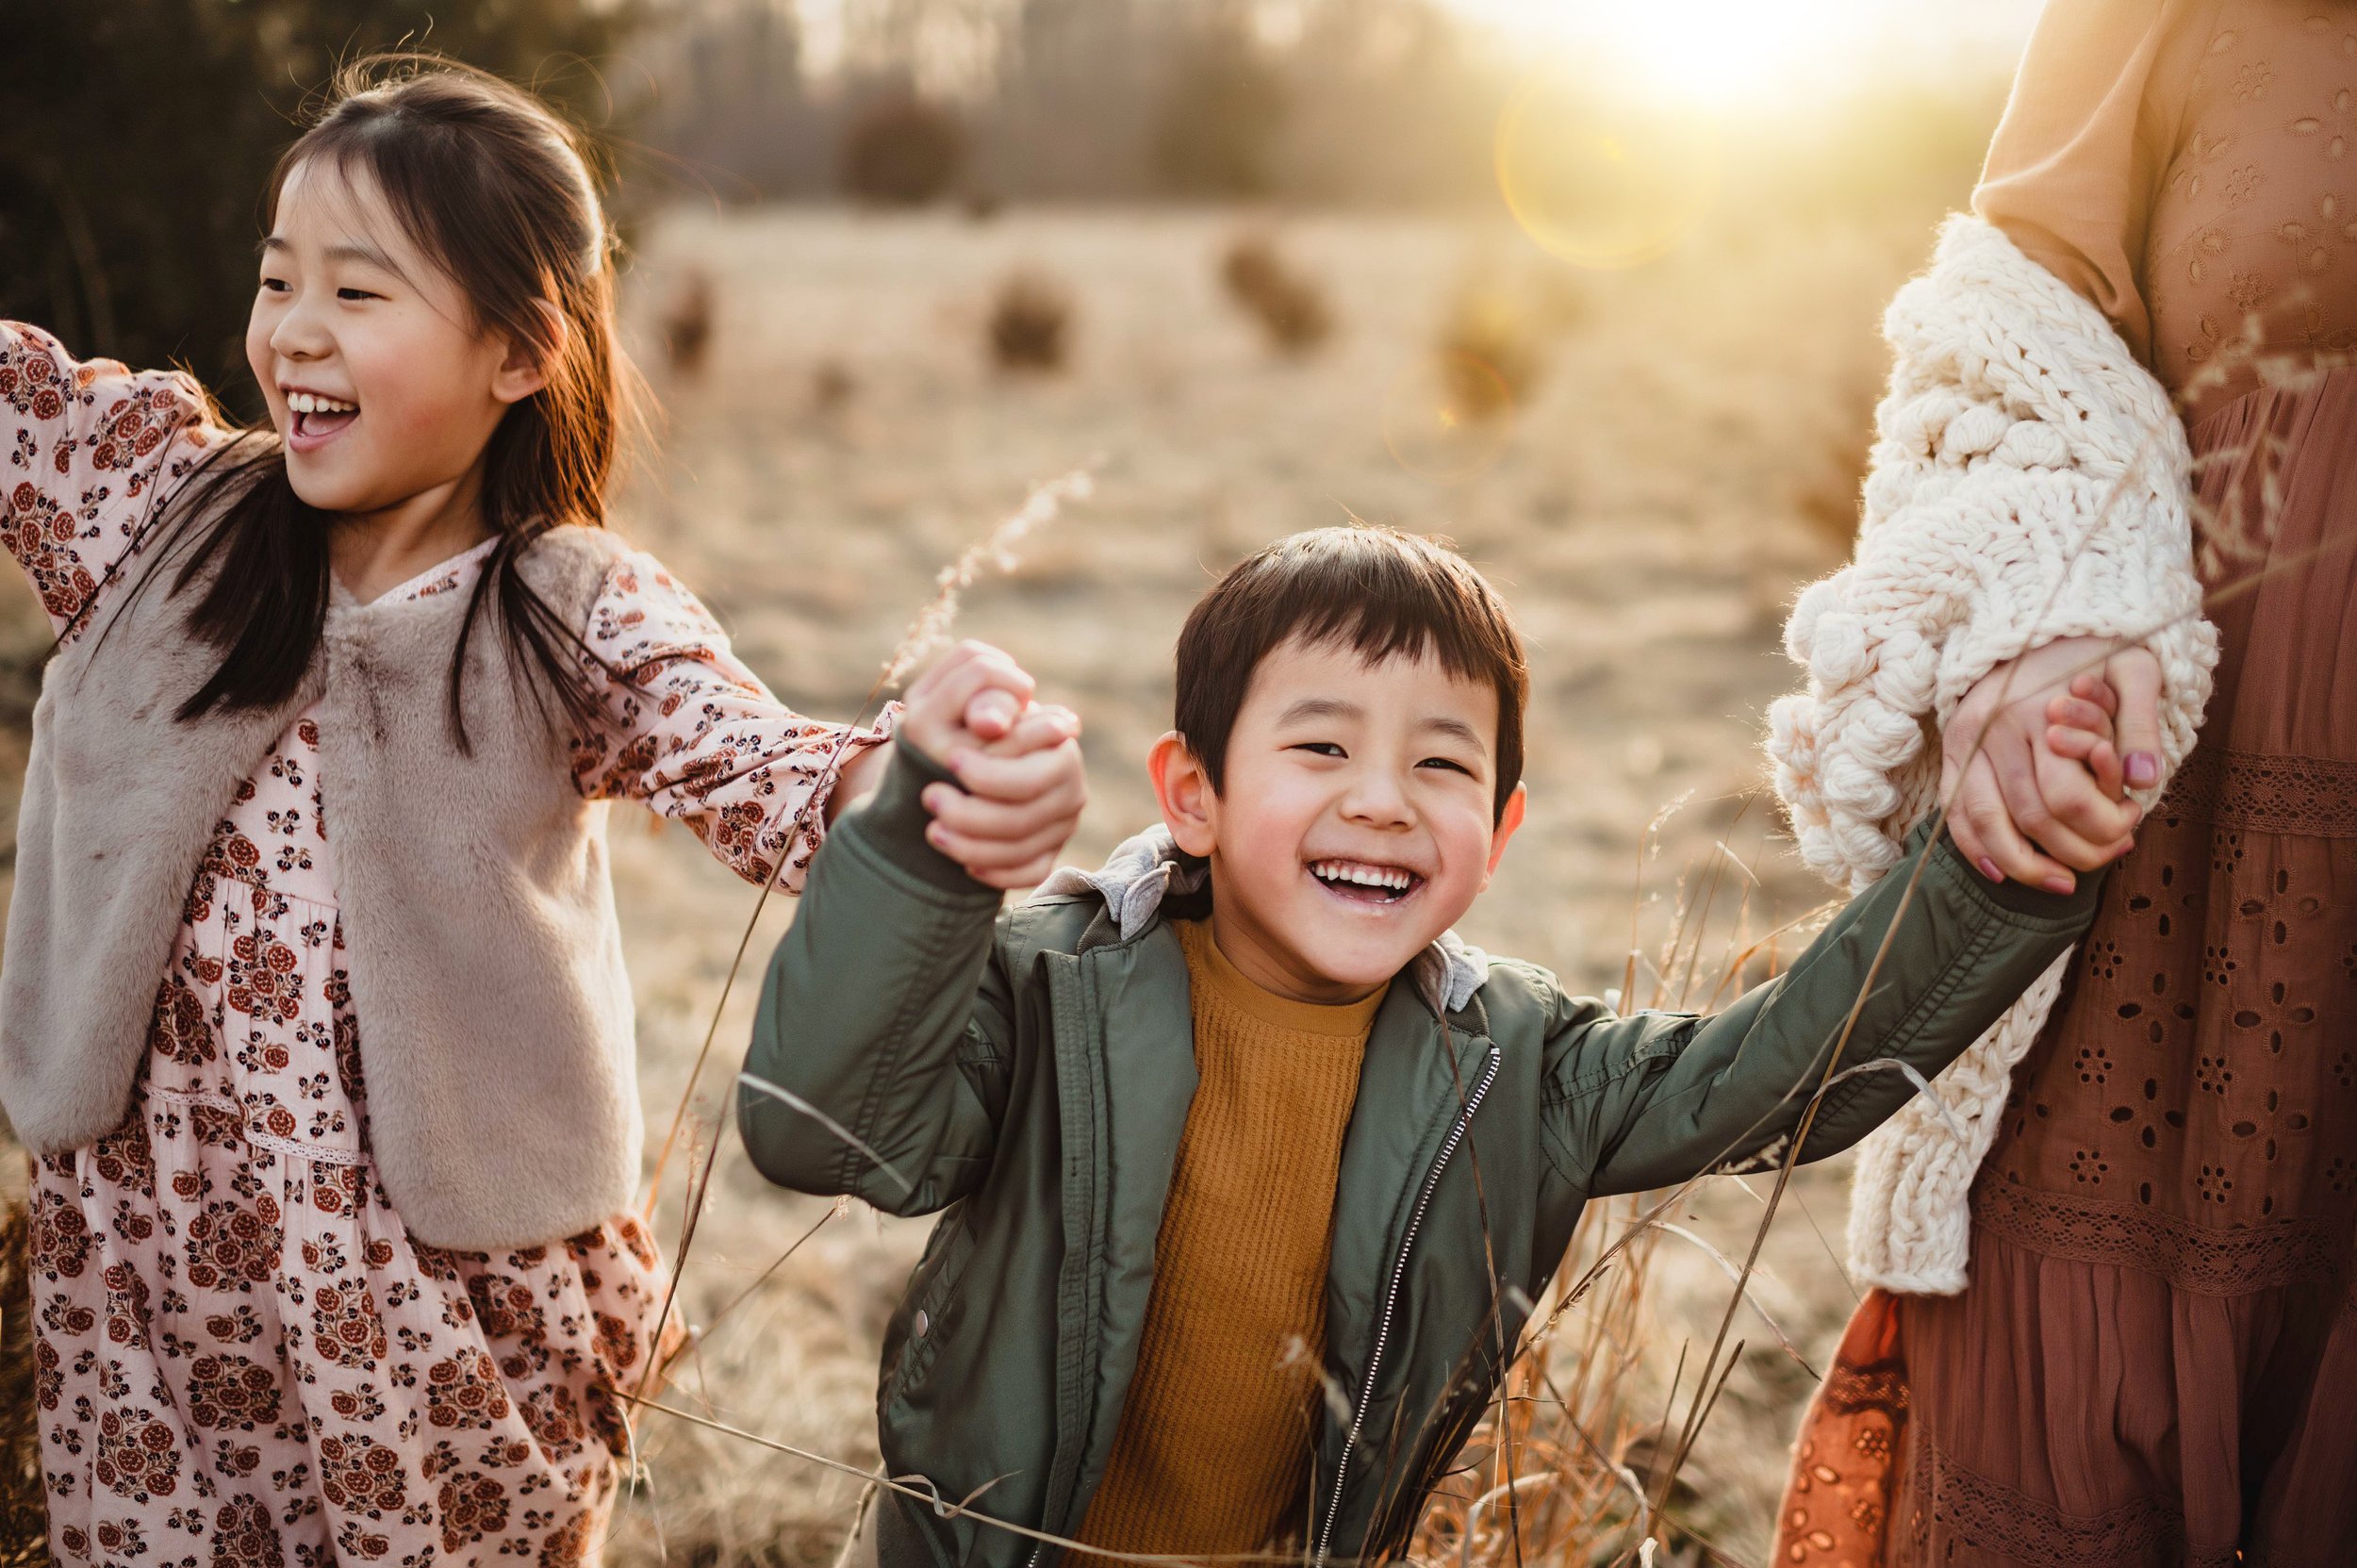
0, 198, 1952, 1564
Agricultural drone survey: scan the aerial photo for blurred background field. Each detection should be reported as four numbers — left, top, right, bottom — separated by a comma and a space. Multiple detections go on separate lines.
1, 2, 2050, 1561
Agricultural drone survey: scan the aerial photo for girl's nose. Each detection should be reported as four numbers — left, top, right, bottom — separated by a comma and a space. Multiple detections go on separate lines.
270, 297, 332, 361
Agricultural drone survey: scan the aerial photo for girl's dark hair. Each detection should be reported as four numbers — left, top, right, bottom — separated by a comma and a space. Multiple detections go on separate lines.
1174, 525, 1529, 823
93, 55, 639, 748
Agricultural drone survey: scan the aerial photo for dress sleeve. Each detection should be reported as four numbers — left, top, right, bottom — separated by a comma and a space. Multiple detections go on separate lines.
1970, 0, 2224, 366
570, 548, 897, 892
0, 322, 221, 635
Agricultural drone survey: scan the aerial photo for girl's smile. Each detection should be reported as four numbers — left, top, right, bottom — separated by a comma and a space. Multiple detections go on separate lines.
279, 384, 361, 452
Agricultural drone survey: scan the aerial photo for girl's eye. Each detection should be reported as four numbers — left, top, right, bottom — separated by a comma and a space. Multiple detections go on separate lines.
1291, 742, 1346, 758
259, 276, 290, 294
336, 288, 379, 303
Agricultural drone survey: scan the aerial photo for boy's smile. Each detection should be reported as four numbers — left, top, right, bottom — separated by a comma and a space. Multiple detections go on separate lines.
1152, 635, 1525, 1005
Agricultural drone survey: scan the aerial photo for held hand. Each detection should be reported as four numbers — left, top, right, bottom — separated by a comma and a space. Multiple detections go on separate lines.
897, 640, 1040, 762
1943, 636, 2159, 891
923, 703, 1088, 890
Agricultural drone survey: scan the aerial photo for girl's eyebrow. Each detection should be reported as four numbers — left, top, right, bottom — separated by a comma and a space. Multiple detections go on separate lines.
256, 236, 401, 272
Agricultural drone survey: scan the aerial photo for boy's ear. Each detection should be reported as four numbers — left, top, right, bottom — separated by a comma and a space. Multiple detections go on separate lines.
1481, 783, 1527, 883
1148, 731, 1219, 858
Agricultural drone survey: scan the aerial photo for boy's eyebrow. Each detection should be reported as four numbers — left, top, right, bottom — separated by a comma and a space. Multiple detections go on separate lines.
1418, 715, 1491, 753
1276, 697, 1492, 754
1276, 697, 1364, 725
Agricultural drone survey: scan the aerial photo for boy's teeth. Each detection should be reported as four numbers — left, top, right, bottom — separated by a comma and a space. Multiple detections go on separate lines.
1311, 859, 1415, 890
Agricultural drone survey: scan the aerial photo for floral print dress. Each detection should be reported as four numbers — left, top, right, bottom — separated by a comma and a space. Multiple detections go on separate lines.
2, 322, 887, 1566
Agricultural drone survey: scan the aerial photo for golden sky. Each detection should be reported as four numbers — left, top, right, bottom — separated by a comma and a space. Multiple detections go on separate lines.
1437, 0, 2044, 105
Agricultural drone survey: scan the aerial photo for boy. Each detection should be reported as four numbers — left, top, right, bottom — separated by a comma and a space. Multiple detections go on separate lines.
739, 526, 2121, 1565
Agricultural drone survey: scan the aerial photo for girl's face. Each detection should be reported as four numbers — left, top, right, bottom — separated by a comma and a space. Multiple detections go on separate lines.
246, 157, 546, 518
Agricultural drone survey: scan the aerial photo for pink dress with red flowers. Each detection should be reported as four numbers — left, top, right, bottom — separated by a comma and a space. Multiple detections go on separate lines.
2, 322, 887, 1567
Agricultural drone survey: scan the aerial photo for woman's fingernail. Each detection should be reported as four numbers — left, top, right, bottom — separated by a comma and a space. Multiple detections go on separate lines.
921, 785, 944, 811
2043, 874, 2076, 895
2126, 751, 2159, 788
1978, 857, 2004, 883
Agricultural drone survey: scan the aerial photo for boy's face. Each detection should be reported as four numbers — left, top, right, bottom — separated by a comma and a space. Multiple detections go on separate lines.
1152, 635, 1525, 1005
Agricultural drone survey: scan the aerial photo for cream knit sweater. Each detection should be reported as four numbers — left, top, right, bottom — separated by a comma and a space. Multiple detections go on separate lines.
1766, 216, 2217, 1295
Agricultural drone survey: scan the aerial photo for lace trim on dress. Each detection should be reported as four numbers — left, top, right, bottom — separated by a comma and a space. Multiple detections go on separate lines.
2159, 747, 2357, 838
1904, 1428, 2238, 1568
1973, 1180, 2346, 1296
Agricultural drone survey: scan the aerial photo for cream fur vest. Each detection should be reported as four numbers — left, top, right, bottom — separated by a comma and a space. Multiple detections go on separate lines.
0, 522, 639, 1252
1766, 217, 2218, 1295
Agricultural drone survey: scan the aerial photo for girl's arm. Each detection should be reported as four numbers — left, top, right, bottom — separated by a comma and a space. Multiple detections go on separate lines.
570, 547, 895, 892
0, 322, 220, 636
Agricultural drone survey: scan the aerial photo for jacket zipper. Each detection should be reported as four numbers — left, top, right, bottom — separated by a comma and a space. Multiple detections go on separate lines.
1314, 1043, 1501, 1567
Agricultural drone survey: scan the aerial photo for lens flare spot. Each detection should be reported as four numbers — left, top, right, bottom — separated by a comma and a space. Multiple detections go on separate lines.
1382, 352, 1516, 481
1495, 73, 1722, 270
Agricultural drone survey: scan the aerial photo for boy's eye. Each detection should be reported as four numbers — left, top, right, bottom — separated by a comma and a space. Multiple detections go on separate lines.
259, 276, 290, 294
1418, 756, 1475, 776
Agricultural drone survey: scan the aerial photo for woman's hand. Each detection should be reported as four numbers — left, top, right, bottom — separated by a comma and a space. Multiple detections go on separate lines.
1943, 636, 2161, 891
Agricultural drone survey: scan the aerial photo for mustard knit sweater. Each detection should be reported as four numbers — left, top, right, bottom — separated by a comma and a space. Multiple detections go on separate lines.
1074, 919, 1379, 1554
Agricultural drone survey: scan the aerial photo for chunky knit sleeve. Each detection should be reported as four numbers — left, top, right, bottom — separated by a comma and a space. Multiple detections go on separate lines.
569, 547, 896, 893
0, 322, 219, 635
1763, 218, 2219, 1294
1767, 216, 2217, 898
1971, 0, 2224, 366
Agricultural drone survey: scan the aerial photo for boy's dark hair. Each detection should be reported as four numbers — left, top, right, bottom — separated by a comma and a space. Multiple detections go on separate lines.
1175, 526, 1528, 822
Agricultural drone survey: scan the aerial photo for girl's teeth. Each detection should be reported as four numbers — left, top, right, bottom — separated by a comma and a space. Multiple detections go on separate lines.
286, 392, 356, 415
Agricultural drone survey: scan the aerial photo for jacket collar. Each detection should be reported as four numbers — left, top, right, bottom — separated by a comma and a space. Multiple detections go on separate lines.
1032, 825, 1491, 1016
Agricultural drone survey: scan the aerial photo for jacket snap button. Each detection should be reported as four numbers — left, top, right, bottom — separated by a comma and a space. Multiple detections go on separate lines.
913, 1309, 931, 1339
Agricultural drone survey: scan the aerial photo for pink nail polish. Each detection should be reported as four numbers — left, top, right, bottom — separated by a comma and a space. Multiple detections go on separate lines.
2043, 875, 2076, 895
1978, 857, 2003, 883
2126, 751, 2159, 789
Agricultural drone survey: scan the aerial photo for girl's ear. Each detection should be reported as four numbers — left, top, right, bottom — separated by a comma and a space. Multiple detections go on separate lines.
1148, 731, 1219, 859
489, 303, 563, 406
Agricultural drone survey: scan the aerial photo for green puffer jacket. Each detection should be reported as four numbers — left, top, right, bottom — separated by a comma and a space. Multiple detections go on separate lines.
740, 750, 2101, 1566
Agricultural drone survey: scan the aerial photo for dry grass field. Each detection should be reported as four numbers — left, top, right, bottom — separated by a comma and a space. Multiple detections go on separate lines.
0, 191, 1967, 1564
585, 199, 1938, 1564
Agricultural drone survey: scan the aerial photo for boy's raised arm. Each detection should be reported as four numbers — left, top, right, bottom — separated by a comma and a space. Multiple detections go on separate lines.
1543, 826, 2104, 1198
738, 743, 1017, 1215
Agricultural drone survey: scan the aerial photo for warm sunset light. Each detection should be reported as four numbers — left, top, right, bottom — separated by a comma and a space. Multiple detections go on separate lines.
1445, 0, 2042, 107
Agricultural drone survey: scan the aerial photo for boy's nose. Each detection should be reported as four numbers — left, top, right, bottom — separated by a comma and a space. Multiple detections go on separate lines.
1340, 769, 1415, 827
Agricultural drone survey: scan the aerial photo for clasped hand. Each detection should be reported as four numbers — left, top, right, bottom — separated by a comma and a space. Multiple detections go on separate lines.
893, 639, 1089, 890
1944, 635, 2162, 893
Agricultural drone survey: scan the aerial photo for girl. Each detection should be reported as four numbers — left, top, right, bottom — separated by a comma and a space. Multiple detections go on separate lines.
6, 58, 1084, 1564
